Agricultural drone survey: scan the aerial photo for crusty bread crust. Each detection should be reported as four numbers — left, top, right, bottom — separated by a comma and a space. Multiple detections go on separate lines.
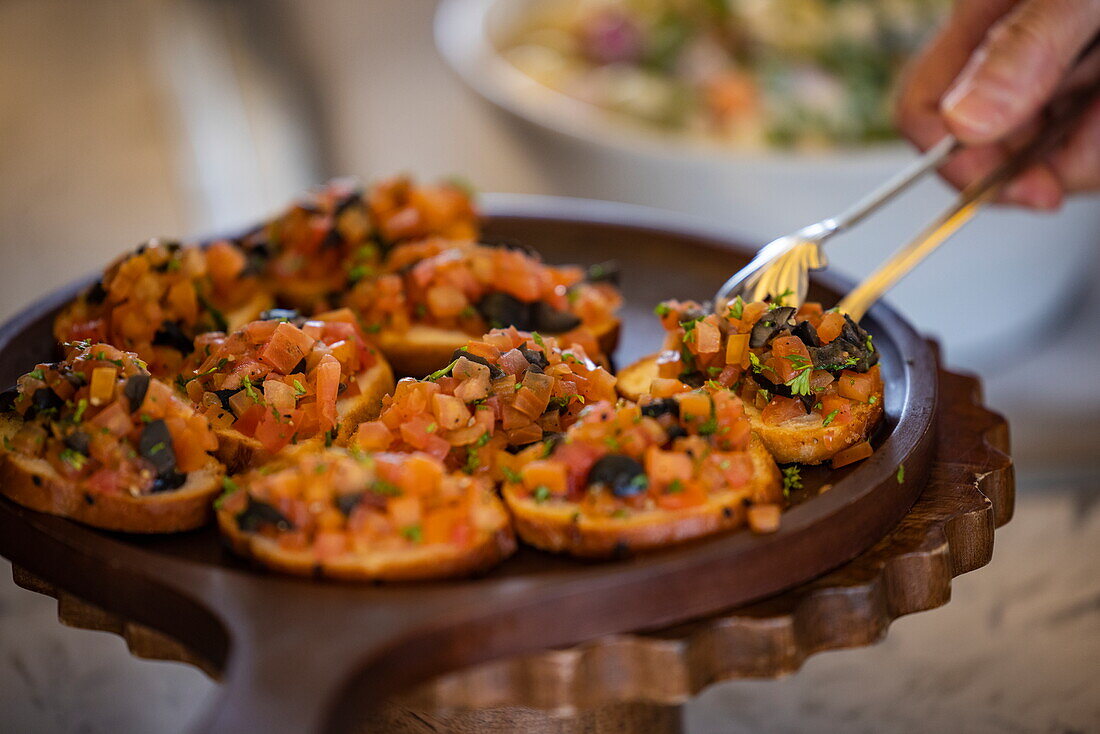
336, 360, 395, 443
503, 436, 781, 558
617, 356, 884, 465
376, 319, 621, 377
217, 493, 517, 581
743, 366, 884, 465
0, 414, 221, 533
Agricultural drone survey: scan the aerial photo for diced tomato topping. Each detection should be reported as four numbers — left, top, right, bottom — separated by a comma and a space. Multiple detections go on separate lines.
761, 396, 807, 426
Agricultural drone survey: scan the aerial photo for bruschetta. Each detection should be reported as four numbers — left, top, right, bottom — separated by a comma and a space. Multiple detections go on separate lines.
177, 308, 394, 471
349, 327, 618, 476
498, 386, 783, 557
53, 239, 271, 377
343, 239, 622, 375
234, 176, 479, 313
618, 299, 883, 465
0, 342, 223, 532
215, 445, 516, 580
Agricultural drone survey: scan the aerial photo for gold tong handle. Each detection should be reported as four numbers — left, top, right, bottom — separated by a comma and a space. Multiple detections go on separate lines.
839, 85, 1099, 322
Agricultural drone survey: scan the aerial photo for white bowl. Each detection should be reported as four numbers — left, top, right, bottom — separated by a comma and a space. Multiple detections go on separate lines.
436, 0, 1100, 370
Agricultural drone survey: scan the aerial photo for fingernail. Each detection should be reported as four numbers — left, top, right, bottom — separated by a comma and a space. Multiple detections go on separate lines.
941, 80, 1015, 141
1001, 178, 1061, 211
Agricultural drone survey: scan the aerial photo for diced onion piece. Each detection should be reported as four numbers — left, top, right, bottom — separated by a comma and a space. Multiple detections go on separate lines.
432, 394, 471, 431
831, 440, 873, 468
644, 446, 693, 486
748, 504, 781, 534
89, 366, 117, 405
520, 460, 567, 496
836, 370, 873, 403
354, 421, 392, 451
725, 333, 750, 366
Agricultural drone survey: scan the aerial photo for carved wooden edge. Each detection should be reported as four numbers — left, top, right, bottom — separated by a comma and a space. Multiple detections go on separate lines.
10, 565, 221, 679
7, 367, 1012, 727
387, 368, 1014, 714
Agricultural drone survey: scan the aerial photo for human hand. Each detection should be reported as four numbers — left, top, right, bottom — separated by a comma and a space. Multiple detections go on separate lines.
896, 0, 1100, 210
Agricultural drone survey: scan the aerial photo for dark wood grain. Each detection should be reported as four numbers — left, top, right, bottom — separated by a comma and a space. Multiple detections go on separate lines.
0, 201, 940, 734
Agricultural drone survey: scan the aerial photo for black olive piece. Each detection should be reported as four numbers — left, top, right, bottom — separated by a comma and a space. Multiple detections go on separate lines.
213, 389, 240, 414
749, 306, 796, 348
450, 349, 506, 380
532, 301, 582, 333
333, 188, 364, 215
476, 292, 535, 330
85, 280, 108, 305
587, 454, 648, 498
584, 260, 620, 285
236, 497, 292, 532
335, 492, 364, 516
26, 387, 64, 419
152, 321, 194, 355
791, 320, 822, 348
240, 242, 271, 278
64, 431, 90, 456
665, 425, 688, 441
139, 419, 178, 477
0, 388, 18, 413
679, 371, 706, 389
123, 374, 151, 413
291, 358, 308, 375
641, 397, 680, 419
62, 371, 86, 389
150, 470, 187, 493
321, 228, 344, 251
479, 238, 538, 257
519, 345, 550, 370
260, 308, 301, 322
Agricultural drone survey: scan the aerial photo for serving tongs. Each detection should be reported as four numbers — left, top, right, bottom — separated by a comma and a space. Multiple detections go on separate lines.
715, 83, 1100, 322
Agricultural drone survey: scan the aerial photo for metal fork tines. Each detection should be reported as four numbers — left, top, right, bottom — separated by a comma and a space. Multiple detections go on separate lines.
713, 135, 959, 313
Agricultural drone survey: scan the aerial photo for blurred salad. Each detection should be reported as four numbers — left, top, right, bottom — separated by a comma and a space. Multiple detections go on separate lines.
501, 0, 949, 149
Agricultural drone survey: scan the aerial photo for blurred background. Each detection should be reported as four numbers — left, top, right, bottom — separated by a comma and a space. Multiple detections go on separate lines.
1, 1, 1098, 732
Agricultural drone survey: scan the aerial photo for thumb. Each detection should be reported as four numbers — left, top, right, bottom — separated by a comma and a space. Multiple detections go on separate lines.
940, 0, 1100, 144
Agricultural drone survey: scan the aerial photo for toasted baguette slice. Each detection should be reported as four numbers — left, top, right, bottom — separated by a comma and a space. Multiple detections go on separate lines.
213, 360, 395, 471
617, 355, 884, 465
504, 436, 781, 558
218, 511, 516, 581
377, 319, 620, 377
743, 366, 884, 465
216, 447, 516, 580
0, 416, 221, 533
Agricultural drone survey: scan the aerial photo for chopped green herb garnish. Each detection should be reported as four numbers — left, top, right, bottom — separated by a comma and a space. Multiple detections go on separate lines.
727, 295, 744, 320
533, 485, 551, 504
293, 380, 307, 396
782, 466, 802, 495
653, 303, 671, 317
401, 524, 423, 543
148, 441, 166, 455
425, 422, 437, 433
667, 479, 684, 494
324, 429, 335, 447
785, 366, 813, 396
502, 466, 522, 483
822, 409, 840, 427
896, 464, 905, 484
72, 398, 88, 423
28, 369, 45, 381
868, 395, 879, 404
370, 479, 402, 496
59, 448, 87, 470
426, 358, 459, 381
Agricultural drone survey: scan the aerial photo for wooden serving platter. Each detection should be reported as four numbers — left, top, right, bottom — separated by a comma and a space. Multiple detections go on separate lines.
0, 201, 941, 734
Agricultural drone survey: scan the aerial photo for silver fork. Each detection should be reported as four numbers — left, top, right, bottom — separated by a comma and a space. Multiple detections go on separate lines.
713, 134, 958, 314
